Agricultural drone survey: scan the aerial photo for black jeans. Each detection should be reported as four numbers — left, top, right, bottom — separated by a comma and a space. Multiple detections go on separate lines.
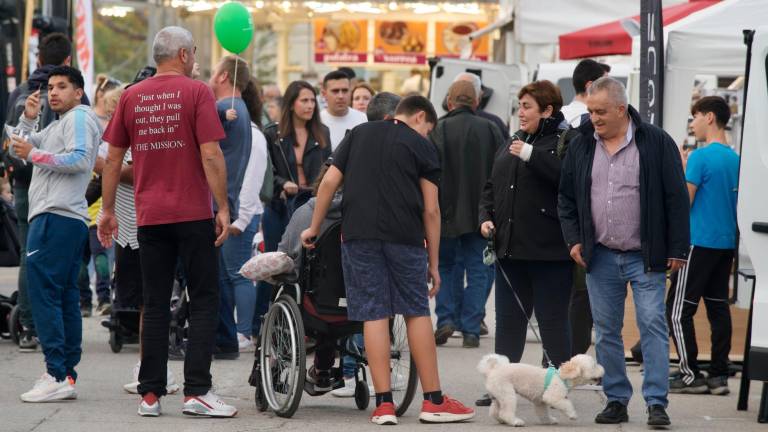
114, 243, 142, 309
137, 219, 219, 397
667, 246, 734, 381
495, 258, 573, 367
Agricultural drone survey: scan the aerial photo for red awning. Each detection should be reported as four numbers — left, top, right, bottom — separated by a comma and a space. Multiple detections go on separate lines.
558, 0, 719, 60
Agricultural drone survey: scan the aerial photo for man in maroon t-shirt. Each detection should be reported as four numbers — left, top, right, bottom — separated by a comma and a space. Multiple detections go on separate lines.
98, 26, 236, 418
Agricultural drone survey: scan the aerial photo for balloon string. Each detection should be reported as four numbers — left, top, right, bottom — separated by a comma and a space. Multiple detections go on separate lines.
231, 57, 238, 110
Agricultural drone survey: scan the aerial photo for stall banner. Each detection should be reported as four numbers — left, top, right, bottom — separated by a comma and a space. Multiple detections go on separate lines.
436, 21, 489, 60
75, 0, 94, 96
373, 21, 427, 65
639, 0, 664, 126
314, 18, 368, 63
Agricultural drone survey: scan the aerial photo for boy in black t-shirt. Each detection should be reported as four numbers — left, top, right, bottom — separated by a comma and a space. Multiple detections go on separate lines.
301, 96, 475, 426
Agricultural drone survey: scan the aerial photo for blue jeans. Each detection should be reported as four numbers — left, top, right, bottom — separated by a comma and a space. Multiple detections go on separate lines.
586, 245, 669, 407
233, 216, 260, 336
26, 213, 88, 381
217, 215, 261, 349
435, 233, 489, 337
342, 333, 364, 377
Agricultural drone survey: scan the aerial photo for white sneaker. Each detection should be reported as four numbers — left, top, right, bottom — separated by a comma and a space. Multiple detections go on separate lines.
138, 395, 161, 417
182, 391, 238, 417
331, 377, 356, 397
238, 333, 254, 353
123, 362, 180, 394
367, 372, 408, 394
20, 373, 76, 402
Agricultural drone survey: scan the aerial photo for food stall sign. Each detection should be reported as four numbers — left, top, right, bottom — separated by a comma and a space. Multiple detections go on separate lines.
373, 21, 427, 65
314, 18, 368, 63
435, 22, 489, 60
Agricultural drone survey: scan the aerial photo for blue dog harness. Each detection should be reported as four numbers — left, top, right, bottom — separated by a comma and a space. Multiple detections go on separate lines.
544, 367, 572, 391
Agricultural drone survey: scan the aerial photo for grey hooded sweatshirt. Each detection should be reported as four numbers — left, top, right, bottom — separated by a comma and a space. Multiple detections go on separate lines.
278, 193, 343, 277
16, 104, 102, 225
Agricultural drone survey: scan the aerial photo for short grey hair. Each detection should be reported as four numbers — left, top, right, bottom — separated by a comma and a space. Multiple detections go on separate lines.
152, 26, 194, 65
367, 92, 402, 121
454, 72, 482, 99
587, 76, 628, 108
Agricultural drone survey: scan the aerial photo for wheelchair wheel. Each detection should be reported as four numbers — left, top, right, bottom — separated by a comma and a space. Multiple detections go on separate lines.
354, 379, 370, 410
9, 304, 22, 345
390, 315, 418, 417
260, 295, 306, 418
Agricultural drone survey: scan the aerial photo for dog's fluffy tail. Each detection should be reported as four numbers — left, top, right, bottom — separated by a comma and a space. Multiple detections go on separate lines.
477, 354, 510, 375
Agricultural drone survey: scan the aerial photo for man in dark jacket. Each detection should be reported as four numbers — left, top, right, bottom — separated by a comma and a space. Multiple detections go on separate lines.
558, 77, 689, 428
431, 81, 503, 348
2, 33, 89, 353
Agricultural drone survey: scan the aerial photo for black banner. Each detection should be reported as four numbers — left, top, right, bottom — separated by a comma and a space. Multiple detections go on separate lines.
639, 0, 664, 126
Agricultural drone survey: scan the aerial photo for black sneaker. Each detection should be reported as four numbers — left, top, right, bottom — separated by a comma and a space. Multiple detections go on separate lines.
80, 305, 92, 318
647, 404, 671, 428
595, 401, 628, 424
669, 374, 708, 394
462, 334, 479, 348
434, 325, 455, 346
18, 330, 38, 352
213, 346, 239, 360
306, 366, 332, 392
479, 320, 489, 336
475, 393, 492, 407
706, 375, 730, 395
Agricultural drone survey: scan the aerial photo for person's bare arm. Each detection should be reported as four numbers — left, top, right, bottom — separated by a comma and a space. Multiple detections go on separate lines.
200, 141, 230, 246
97, 145, 128, 247
301, 166, 344, 248
420, 178, 441, 297
687, 183, 697, 205
93, 157, 106, 175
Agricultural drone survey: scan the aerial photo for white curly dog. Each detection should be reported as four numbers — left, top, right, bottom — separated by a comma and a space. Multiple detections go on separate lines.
477, 353, 604, 427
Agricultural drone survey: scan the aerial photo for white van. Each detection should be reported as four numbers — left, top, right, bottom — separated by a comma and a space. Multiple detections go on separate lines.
533, 62, 632, 107
737, 28, 768, 383
428, 58, 631, 132
428, 57, 528, 129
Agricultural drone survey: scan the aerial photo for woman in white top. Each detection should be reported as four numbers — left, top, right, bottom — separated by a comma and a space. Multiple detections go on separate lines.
228, 77, 269, 351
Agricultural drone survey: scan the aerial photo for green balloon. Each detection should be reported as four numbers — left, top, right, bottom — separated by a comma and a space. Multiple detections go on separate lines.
214, 2, 254, 54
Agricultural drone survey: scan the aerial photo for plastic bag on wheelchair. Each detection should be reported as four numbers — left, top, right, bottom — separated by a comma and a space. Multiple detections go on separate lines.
301, 223, 348, 317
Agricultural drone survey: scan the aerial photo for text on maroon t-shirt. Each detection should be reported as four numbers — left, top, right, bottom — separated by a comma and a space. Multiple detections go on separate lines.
103, 75, 225, 227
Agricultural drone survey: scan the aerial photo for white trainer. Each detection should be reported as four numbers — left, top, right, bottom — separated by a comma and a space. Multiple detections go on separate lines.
330, 377, 356, 397
123, 362, 180, 394
238, 333, 254, 353
138, 396, 161, 417
20, 373, 76, 403
182, 391, 237, 418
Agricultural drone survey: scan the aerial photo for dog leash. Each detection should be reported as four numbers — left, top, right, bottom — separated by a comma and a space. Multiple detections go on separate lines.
483, 228, 555, 368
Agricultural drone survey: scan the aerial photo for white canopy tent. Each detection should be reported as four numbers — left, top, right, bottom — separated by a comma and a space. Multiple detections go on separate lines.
501, 0, 685, 64
662, 0, 768, 145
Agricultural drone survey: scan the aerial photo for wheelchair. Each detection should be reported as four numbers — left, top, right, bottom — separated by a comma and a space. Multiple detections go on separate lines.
248, 222, 419, 418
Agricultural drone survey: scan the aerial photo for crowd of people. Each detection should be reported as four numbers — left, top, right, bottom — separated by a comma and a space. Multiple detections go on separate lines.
2, 23, 740, 429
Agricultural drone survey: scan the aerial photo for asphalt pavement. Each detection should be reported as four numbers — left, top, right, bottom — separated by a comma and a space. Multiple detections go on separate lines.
1, 266, 766, 431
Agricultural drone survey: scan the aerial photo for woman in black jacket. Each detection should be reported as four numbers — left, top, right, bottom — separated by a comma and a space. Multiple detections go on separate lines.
262, 81, 332, 253
478, 80, 573, 372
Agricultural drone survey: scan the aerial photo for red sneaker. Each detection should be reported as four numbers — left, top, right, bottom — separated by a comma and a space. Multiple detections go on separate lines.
419, 395, 475, 423
371, 402, 397, 425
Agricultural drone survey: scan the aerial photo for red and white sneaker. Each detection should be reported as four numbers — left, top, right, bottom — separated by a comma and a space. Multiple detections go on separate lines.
371, 402, 398, 425
182, 391, 237, 418
419, 395, 475, 423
